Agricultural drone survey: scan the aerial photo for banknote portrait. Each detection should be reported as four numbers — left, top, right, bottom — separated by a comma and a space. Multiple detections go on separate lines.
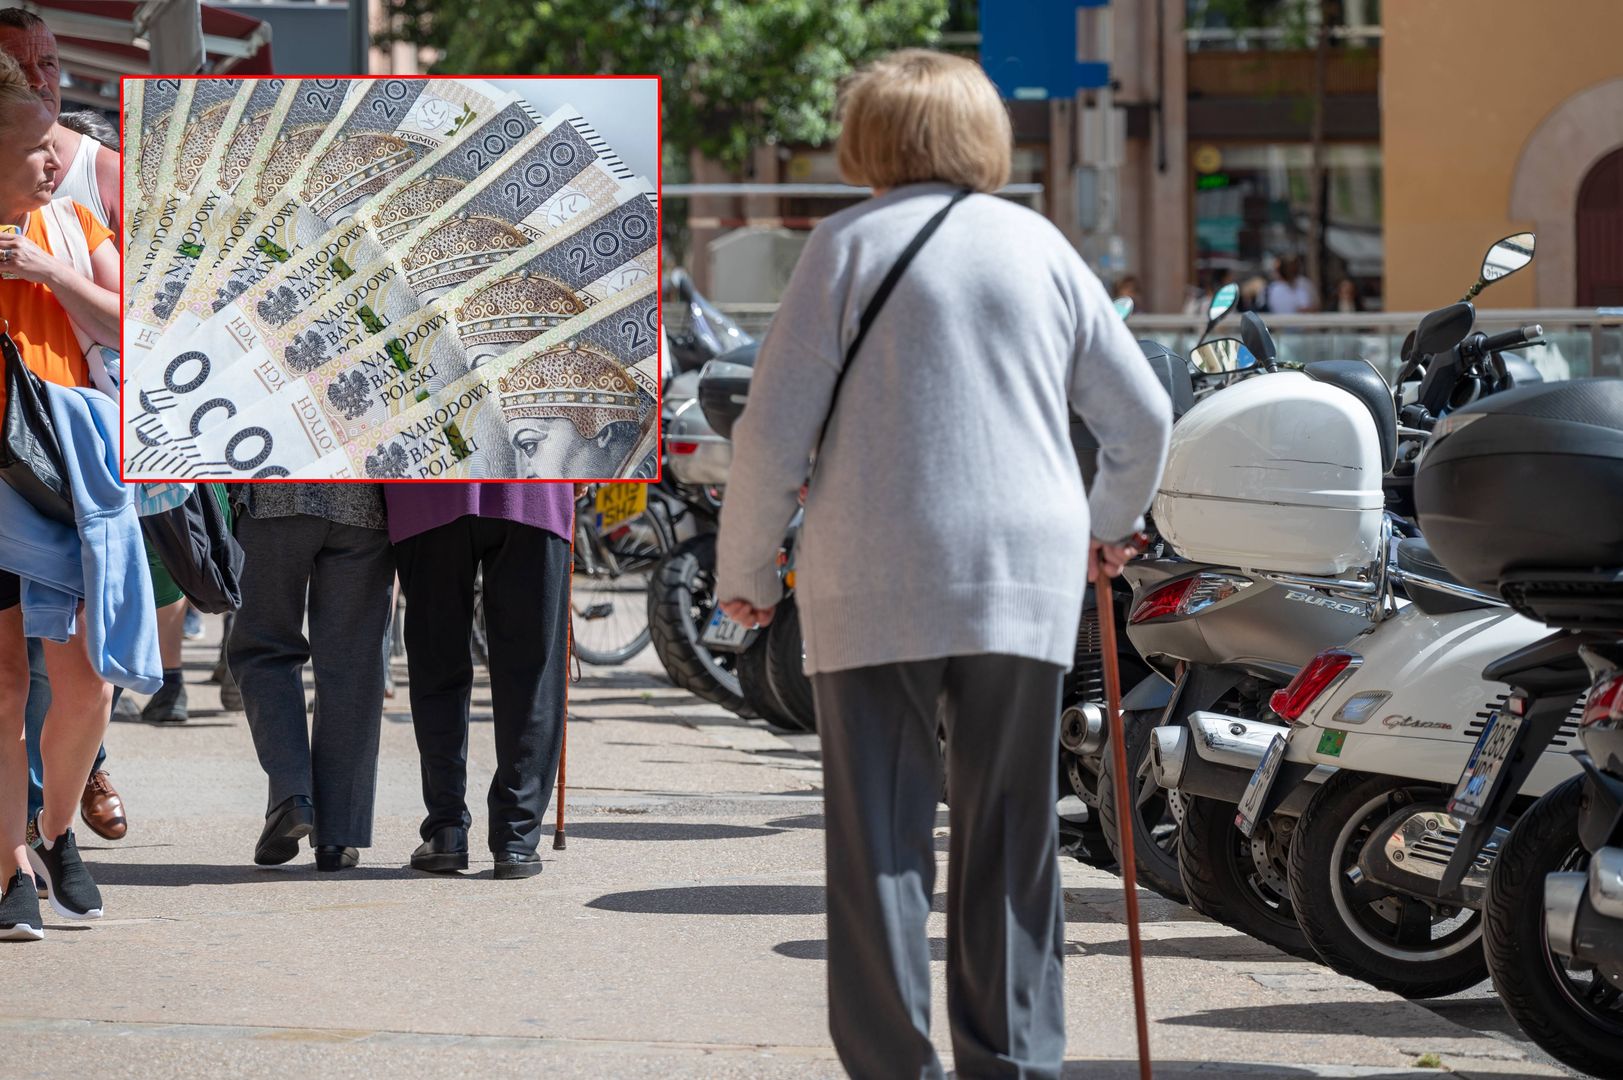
497, 342, 647, 478
120, 75, 660, 482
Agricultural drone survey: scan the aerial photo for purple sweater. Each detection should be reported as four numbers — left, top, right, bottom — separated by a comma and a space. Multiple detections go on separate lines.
384, 483, 576, 545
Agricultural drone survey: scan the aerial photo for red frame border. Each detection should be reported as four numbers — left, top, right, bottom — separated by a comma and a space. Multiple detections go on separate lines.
117, 73, 664, 486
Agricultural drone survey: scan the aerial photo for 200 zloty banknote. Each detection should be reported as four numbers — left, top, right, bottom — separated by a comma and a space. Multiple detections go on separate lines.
125, 108, 642, 456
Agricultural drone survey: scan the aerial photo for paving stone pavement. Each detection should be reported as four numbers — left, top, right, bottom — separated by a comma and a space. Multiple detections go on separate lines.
3, 617, 1582, 1078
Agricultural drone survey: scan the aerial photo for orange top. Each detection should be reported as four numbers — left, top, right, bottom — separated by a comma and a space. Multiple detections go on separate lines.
0, 202, 114, 414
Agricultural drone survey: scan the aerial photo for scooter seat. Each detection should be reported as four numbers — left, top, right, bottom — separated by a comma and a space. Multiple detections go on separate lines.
1304, 359, 1398, 473
1396, 537, 1493, 615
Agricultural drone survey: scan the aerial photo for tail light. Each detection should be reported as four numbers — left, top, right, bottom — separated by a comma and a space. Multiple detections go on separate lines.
668, 441, 698, 455
1128, 573, 1251, 625
1270, 650, 1360, 723
1581, 673, 1623, 728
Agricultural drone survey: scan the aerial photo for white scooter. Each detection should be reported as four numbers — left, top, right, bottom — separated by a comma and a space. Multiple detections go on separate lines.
1251, 599, 1585, 998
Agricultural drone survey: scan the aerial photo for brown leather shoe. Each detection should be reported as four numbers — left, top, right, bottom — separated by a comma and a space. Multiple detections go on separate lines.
80, 771, 127, 841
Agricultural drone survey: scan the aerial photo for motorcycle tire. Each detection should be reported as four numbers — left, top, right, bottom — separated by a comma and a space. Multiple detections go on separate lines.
1095, 708, 1187, 903
764, 595, 816, 733
646, 534, 754, 716
1179, 794, 1316, 960
1287, 770, 1487, 998
1484, 777, 1623, 1079
736, 629, 798, 731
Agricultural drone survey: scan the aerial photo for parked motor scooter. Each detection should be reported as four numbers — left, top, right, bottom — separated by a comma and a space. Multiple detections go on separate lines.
1131, 235, 1545, 955
1409, 376, 1623, 1076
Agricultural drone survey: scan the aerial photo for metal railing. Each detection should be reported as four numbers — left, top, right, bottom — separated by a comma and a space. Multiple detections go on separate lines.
700, 306, 1623, 385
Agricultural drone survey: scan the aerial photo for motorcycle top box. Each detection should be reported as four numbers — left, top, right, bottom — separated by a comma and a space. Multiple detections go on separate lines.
1153, 369, 1389, 576
1415, 379, 1623, 626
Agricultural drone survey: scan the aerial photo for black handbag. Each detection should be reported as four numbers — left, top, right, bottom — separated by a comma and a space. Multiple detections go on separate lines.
139, 484, 245, 614
0, 327, 75, 525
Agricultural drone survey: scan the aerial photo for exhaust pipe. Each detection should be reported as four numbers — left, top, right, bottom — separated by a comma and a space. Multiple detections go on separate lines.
1165, 713, 1291, 803
1060, 703, 1106, 756
1149, 726, 1188, 789
1547, 847, 1623, 968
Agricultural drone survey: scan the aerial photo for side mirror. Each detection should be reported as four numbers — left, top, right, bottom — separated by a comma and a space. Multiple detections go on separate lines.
1415, 302, 1475, 357
1196, 282, 1239, 347
1462, 232, 1535, 301
1112, 296, 1135, 321
1189, 337, 1256, 375
1239, 311, 1278, 371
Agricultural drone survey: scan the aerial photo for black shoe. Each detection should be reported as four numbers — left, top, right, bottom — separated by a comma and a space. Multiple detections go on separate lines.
0, 870, 43, 941
315, 846, 359, 872
410, 826, 468, 873
28, 819, 103, 920
141, 670, 188, 723
254, 796, 315, 866
492, 852, 542, 880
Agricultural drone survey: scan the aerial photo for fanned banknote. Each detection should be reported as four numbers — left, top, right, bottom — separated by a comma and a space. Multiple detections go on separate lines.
125, 78, 245, 314
121, 76, 661, 482
126, 106, 643, 452
129, 280, 658, 481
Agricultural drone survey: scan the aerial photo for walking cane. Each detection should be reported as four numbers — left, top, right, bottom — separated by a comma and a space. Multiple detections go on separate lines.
555, 613, 576, 851
1094, 556, 1153, 1080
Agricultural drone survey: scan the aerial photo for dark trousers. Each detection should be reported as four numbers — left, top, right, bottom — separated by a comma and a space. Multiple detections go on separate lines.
227, 514, 395, 848
394, 517, 569, 855
812, 654, 1067, 1080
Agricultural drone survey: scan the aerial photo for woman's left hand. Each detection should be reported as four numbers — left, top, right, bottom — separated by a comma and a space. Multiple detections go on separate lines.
0, 229, 59, 286
720, 598, 775, 628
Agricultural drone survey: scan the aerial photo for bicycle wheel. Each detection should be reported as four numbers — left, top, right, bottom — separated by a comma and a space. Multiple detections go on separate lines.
572, 508, 671, 666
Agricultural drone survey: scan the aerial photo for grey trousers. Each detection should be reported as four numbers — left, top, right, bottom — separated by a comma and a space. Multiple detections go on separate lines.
227, 514, 395, 848
813, 654, 1067, 1080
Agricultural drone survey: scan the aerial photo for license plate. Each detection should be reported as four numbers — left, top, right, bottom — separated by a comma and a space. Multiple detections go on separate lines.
1235, 734, 1287, 838
594, 484, 648, 531
701, 608, 757, 652
1449, 709, 1524, 823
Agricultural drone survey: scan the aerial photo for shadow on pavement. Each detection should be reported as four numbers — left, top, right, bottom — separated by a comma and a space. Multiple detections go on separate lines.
1053, 1064, 1543, 1079
1160, 1002, 1469, 1038
88, 862, 427, 886
586, 884, 826, 915
554, 822, 784, 841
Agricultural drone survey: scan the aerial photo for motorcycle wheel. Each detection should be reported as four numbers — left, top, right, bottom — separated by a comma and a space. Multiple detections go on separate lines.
764, 596, 816, 733
1095, 708, 1187, 903
1287, 770, 1487, 998
646, 534, 753, 715
1484, 777, 1623, 1078
736, 630, 798, 730
1179, 794, 1316, 959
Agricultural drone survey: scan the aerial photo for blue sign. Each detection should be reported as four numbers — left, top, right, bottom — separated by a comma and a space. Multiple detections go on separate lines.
980, 0, 1111, 101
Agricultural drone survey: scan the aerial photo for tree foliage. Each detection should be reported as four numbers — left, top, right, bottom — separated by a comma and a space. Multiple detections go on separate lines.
377, 0, 950, 172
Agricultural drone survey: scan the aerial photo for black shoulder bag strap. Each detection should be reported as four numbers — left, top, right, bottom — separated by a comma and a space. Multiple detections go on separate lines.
811, 187, 970, 467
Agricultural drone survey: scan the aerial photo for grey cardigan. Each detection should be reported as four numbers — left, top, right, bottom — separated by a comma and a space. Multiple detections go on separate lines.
715, 183, 1171, 675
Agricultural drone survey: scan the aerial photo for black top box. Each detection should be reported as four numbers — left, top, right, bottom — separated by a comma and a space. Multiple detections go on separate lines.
1416, 379, 1623, 628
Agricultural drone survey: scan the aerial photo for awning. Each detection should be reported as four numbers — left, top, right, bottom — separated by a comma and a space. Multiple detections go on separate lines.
7, 0, 273, 108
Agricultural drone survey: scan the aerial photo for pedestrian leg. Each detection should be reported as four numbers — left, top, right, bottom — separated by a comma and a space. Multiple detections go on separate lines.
228, 515, 323, 815
394, 518, 480, 840
811, 659, 948, 1080
305, 523, 395, 849
940, 654, 1067, 1079
476, 520, 569, 856
0, 604, 34, 885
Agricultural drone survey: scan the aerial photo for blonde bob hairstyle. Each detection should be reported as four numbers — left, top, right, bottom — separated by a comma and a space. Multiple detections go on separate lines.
837, 48, 1012, 195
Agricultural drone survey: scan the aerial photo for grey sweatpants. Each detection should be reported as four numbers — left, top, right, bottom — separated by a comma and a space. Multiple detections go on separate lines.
812, 654, 1067, 1080
227, 513, 395, 848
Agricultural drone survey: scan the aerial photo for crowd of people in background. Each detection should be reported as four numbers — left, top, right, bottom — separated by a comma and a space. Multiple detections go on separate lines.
1113, 255, 1370, 317
0, 12, 575, 944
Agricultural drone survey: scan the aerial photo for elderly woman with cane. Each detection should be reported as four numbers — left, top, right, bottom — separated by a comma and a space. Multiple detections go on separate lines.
715, 49, 1171, 1078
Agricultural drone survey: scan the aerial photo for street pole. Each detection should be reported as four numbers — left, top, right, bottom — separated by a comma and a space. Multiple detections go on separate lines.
348, 0, 370, 75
